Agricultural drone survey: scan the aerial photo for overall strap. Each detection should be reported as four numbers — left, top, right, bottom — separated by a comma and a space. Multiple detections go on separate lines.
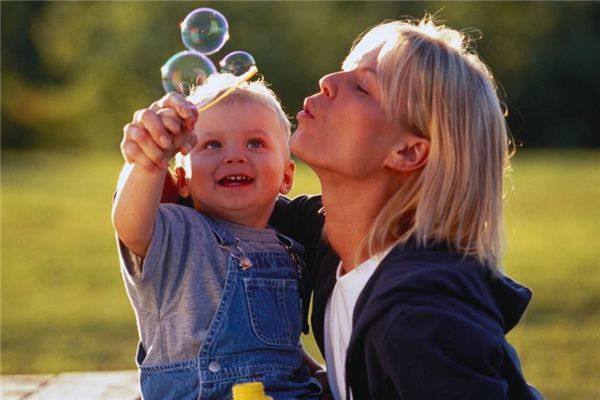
276, 232, 311, 334
204, 216, 236, 247
205, 216, 253, 270
275, 232, 305, 255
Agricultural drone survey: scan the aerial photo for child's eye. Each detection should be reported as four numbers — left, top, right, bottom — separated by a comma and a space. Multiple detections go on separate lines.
204, 140, 222, 150
247, 138, 265, 149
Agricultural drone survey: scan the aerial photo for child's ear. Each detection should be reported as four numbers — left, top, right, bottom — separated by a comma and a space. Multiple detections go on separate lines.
175, 167, 190, 198
279, 160, 296, 195
384, 132, 430, 173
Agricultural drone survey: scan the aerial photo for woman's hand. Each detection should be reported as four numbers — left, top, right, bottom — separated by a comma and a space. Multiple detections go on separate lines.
121, 91, 199, 172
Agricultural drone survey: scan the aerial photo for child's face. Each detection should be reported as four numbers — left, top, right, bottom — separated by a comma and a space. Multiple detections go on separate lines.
180, 101, 294, 228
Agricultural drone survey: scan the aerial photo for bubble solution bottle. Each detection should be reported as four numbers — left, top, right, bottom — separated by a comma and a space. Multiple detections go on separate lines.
232, 381, 273, 400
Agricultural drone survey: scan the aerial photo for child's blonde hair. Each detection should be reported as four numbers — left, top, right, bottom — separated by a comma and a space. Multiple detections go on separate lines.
176, 73, 291, 175
345, 18, 511, 269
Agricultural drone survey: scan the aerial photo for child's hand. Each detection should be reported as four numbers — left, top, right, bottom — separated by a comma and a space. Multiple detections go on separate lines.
121, 92, 198, 172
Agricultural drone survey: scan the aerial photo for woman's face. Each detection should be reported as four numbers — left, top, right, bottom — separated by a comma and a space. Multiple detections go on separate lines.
291, 46, 401, 180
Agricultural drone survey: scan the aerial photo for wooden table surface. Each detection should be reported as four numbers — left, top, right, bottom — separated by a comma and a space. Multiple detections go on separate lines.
1, 370, 140, 400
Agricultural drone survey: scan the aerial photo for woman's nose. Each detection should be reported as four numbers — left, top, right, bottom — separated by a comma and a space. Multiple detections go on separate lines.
319, 73, 338, 98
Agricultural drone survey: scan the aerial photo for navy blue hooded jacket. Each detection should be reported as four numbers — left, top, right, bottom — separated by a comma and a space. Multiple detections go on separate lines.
346, 243, 542, 399
271, 195, 542, 400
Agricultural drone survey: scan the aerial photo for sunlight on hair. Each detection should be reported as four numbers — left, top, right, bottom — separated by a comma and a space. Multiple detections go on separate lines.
342, 15, 469, 74
417, 17, 464, 51
187, 66, 258, 108
197, 66, 258, 112
342, 24, 395, 71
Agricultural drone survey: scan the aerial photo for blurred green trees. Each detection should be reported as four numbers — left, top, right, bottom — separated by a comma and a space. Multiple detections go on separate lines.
2, 1, 599, 150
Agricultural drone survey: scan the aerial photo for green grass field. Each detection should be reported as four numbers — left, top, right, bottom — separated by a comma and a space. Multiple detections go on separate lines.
2, 149, 599, 399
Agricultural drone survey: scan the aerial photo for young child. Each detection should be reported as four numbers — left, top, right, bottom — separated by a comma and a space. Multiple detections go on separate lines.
112, 74, 322, 400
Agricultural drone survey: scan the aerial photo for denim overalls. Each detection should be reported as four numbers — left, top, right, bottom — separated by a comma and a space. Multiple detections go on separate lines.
136, 217, 322, 400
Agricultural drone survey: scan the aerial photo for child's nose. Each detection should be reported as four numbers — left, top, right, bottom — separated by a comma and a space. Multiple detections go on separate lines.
224, 150, 247, 164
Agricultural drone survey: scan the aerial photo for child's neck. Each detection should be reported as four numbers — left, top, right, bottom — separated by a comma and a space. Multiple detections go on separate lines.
195, 205, 271, 230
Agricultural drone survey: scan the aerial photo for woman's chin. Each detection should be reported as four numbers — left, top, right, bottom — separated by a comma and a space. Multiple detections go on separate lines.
289, 131, 306, 158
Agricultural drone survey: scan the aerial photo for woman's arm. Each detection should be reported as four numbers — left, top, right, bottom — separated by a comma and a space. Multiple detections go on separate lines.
271, 195, 325, 250
351, 304, 520, 399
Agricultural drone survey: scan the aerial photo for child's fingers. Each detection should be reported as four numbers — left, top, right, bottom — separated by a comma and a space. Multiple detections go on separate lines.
133, 108, 172, 150
156, 107, 179, 119
172, 129, 198, 156
158, 115, 183, 136
123, 123, 170, 170
156, 107, 197, 155
155, 92, 199, 130
157, 109, 183, 135
183, 114, 198, 133
158, 92, 198, 118
181, 129, 198, 155
121, 140, 160, 173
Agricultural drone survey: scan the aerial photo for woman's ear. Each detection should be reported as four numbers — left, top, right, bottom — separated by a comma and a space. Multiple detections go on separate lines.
385, 133, 430, 173
175, 167, 190, 198
279, 160, 296, 195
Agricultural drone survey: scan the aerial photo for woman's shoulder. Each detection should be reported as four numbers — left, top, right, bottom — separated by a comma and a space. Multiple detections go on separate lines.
270, 194, 325, 244
355, 244, 532, 338
273, 194, 323, 217
369, 245, 492, 300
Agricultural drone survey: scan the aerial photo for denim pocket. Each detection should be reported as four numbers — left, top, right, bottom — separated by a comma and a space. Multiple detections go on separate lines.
136, 343, 200, 400
243, 277, 301, 347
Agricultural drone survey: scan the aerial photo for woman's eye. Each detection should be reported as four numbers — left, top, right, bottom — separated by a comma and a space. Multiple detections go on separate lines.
204, 140, 222, 150
356, 83, 369, 95
247, 138, 265, 149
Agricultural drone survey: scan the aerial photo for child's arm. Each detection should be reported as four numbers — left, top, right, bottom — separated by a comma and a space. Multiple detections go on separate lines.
113, 94, 198, 257
113, 163, 168, 257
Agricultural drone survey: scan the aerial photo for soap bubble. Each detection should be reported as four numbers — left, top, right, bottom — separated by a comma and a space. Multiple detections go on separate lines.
161, 51, 216, 94
181, 8, 229, 55
219, 51, 256, 76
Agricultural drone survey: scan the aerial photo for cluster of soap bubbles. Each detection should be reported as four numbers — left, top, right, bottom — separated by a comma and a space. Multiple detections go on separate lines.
161, 8, 256, 95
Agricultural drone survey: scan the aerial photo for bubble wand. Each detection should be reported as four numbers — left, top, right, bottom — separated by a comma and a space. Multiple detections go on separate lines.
196, 65, 258, 112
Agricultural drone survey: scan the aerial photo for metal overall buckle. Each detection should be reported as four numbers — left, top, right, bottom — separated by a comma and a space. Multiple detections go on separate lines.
219, 238, 253, 270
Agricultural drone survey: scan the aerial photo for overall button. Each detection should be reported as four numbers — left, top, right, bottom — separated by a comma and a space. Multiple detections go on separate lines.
208, 361, 221, 373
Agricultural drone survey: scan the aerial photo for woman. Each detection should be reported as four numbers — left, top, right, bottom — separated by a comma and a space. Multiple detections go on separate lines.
122, 17, 541, 400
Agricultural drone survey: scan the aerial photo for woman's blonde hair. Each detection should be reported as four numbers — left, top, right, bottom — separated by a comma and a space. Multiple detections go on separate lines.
345, 17, 512, 269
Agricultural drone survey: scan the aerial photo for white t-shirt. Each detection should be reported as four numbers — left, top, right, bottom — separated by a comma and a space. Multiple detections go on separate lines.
324, 249, 392, 400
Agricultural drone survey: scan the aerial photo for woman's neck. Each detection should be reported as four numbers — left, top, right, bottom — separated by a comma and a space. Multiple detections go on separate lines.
319, 173, 398, 273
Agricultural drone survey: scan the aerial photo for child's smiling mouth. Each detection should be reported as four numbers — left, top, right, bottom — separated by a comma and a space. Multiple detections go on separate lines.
218, 174, 254, 187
